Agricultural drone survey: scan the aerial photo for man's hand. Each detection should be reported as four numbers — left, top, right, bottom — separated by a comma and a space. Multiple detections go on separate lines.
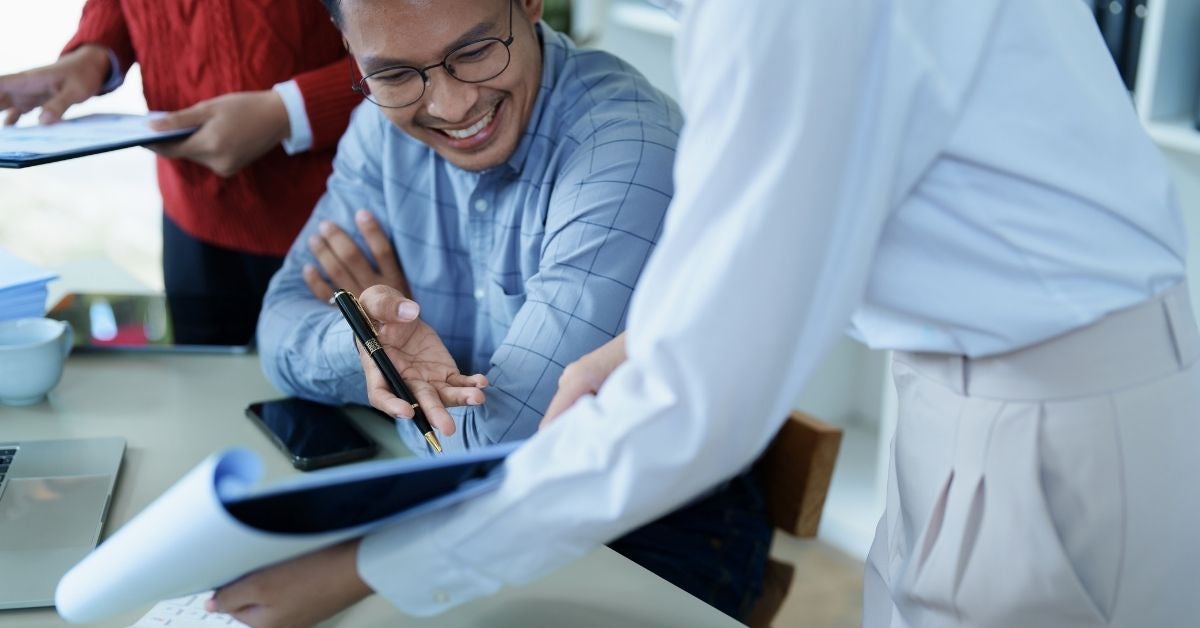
147, 90, 289, 177
0, 45, 111, 126
358, 285, 487, 435
541, 332, 627, 428
207, 539, 371, 628
304, 210, 412, 302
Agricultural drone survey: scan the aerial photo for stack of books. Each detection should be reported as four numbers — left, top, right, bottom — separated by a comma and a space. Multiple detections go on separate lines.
0, 247, 57, 321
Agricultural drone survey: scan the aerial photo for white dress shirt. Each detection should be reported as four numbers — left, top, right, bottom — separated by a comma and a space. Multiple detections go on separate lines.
270, 80, 314, 155
357, 0, 1187, 615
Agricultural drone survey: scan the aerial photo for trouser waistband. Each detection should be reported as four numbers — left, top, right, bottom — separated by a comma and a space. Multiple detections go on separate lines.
896, 283, 1199, 400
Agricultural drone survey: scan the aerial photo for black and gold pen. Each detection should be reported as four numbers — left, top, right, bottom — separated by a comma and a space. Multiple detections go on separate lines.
330, 289, 443, 454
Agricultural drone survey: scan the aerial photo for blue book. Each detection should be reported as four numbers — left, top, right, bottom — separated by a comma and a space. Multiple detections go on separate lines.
0, 247, 56, 321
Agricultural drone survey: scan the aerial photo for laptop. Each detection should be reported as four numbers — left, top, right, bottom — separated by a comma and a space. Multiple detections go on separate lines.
0, 436, 125, 609
47, 292, 252, 354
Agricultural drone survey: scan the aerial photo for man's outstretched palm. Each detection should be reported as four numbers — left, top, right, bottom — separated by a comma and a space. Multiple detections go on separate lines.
357, 285, 487, 436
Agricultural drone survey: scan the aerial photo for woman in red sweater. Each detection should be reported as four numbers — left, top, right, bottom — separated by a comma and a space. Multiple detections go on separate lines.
0, 0, 362, 345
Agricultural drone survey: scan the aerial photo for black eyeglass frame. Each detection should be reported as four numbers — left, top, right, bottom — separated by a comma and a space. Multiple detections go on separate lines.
349, 0, 515, 109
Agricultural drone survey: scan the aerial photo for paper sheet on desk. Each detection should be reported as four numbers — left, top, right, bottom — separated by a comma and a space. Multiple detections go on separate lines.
55, 442, 519, 624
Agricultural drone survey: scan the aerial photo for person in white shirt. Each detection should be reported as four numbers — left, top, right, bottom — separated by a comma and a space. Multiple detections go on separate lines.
205, 0, 1200, 626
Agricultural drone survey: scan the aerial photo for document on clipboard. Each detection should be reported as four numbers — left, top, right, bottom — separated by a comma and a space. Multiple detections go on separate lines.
55, 442, 520, 624
0, 113, 195, 168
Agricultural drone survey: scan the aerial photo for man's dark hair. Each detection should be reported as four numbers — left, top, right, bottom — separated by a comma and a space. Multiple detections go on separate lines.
321, 0, 343, 28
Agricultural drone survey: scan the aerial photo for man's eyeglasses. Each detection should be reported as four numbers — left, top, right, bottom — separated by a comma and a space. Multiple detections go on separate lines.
351, 0, 515, 109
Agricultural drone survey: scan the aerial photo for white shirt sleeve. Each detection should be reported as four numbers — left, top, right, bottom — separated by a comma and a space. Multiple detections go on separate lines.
357, 0, 959, 616
272, 79, 314, 155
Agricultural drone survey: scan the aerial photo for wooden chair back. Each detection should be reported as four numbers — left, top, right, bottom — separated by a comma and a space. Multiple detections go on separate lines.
747, 411, 843, 627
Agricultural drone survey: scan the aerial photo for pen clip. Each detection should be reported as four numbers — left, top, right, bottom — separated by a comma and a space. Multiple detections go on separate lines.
351, 293, 380, 337
331, 289, 380, 337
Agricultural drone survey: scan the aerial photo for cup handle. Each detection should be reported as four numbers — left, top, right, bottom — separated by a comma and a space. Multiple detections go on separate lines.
61, 321, 75, 359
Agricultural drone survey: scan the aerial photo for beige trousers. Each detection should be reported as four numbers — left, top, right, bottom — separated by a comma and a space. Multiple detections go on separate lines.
864, 283, 1200, 627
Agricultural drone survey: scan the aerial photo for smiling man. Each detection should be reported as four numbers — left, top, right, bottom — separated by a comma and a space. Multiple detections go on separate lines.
259, 0, 680, 453
247, 0, 770, 625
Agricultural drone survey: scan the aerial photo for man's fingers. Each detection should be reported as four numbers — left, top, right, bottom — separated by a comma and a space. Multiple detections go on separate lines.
437, 384, 485, 407
446, 372, 488, 389
360, 285, 420, 323
370, 388, 418, 419
3, 107, 22, 126
407, 379, 457, 436
303, 264, 334, 302
207, 576, 259, 616
308, 232, 356, 292
360, 347, 417, 419
319, 220, 376, 290
146, 139, 186, 158
355, 209, 408, 291
37, 88, 82, 125
542, 377, 594, 428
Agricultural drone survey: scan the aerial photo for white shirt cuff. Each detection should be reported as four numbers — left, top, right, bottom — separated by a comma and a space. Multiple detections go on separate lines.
272, 79, 314, 155
99, 48, 124, 94
357, 506, 502, 617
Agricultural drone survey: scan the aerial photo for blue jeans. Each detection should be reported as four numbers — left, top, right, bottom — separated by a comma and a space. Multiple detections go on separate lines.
609, 468, 772, 622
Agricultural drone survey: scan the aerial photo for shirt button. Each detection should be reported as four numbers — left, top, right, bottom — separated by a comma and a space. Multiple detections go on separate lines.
474, 288, 485, 300
433, 590, 450, 604
473, 198, 489, 212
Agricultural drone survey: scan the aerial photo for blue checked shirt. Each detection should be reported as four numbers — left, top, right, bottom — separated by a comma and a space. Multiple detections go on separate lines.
258, 25, 681, 454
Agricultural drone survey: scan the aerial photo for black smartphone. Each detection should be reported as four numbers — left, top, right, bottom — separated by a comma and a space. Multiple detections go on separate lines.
245, 398, 380, 471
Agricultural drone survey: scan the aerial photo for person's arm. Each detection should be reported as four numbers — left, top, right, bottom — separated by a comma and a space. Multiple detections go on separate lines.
274, 56, 364, 155
300, 210, 413, 303
404, 113, 678, 453
357, 0, 962, 614
61, 0, 135, 74
146, 55, 360, 175
214, 0, 968, 621
540, 332, 626, 428
256, 103, 389, 405
146, 91, 292, 177
0, 0, 128, 125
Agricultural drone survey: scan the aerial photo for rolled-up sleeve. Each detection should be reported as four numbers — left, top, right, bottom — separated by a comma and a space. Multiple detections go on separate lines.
438, 118, 678, 452
257, 104, 388, 404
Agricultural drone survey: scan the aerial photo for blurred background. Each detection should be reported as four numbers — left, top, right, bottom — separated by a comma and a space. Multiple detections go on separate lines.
0, 0, 677, 293
0, 2, 160, 288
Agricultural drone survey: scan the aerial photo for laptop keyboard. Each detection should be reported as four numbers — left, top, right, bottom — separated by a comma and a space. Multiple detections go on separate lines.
0, 446, 14, 493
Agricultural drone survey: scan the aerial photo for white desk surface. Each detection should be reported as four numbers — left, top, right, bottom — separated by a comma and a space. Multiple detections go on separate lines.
0, 351, 742, 628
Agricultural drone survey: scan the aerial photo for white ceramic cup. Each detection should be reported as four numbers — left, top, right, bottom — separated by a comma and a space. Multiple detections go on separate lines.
0, 317, 74, 406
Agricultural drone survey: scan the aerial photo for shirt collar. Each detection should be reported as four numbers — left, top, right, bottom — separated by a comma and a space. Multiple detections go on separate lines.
502, 22, 564, 175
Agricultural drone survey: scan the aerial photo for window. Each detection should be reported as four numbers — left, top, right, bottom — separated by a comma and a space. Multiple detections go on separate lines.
0, 2, 162, 289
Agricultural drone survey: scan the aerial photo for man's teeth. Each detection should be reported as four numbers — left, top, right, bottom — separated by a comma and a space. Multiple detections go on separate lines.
444, 107, 496, 140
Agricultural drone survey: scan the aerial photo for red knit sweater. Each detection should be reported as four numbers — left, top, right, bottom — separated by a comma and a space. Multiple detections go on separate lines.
64, 0, 362, 256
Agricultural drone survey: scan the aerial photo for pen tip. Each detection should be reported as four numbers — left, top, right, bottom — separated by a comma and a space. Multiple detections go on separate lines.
424, 431, 444, 454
